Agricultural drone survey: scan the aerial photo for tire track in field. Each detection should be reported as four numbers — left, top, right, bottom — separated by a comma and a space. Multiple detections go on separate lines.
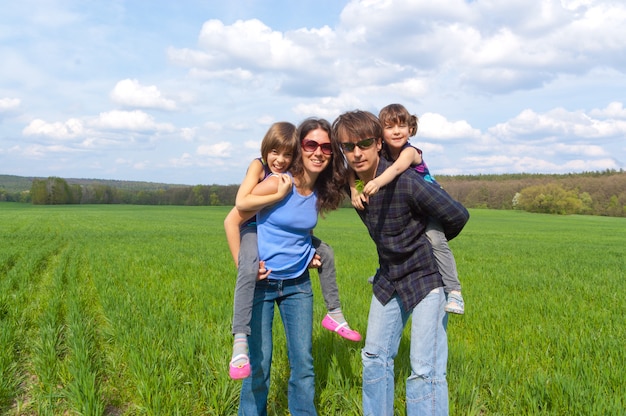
0, 234, 65, 413
21, 242, 109, 415
63, 247, 107, 415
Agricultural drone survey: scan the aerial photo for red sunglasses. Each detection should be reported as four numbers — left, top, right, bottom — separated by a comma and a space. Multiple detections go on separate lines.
302, 140, 333, 155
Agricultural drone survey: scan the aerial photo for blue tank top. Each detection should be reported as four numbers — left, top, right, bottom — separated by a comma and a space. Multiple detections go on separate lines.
256, 178, 317, 280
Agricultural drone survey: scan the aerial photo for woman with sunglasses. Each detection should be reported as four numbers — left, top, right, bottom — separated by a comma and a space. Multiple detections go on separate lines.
224, 122, 360, 381
236, 118, 347, 415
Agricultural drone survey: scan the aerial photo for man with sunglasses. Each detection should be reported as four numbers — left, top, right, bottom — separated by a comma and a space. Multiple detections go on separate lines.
331, 110, 469, 416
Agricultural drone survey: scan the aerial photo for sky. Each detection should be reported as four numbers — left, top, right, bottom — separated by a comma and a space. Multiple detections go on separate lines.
1, 0, 625, 186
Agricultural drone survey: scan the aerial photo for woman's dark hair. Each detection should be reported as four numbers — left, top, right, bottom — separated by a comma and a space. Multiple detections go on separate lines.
291, 117, 347, 215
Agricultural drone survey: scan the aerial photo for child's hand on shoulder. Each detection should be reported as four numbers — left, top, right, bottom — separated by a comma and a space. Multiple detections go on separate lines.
275, 173, 293, 197
363, 179, 381, 196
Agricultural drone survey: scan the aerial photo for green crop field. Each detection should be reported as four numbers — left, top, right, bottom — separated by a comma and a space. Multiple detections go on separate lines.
1, 203, 624, 415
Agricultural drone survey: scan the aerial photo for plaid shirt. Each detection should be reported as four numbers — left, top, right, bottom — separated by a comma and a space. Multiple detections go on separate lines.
355, 157, 470, 310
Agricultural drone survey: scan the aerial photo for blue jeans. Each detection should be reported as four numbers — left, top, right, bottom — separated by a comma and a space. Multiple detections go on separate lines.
238, 272, 316, 416
234, 232, 340, 336
362, 288, 449, 416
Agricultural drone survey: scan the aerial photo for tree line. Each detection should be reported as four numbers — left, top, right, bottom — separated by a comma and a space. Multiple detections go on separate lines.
26, 178, 239, 207
439, 170, 625, 217
0, 170, 624, 217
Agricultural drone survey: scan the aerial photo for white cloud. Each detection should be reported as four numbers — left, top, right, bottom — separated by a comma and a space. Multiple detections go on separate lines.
23, 118, 84, 139
80, 136, 122, 149
0, 97, 21, 112
419, 113, 482, 140
133, 160, 150, 170
459, 154, 616, 174
198, 19, 315, 71
170, 153, 194, 167
188, 67, 256, 83
197, 142, 233, 157
256, 115, 275, 125
244, 140, 261, 150
590, 102, 626, 119
177, 18, 346, 94
164, 1, 626, 101
18, 143, 81, 158
115, 158, 132, 166
91, 110, 175, 132
167, 47, 216, 68
489, 105, 626, 141
551, 142, 606, 156
204, 122, 222, 132
110, 79, 177, 110
293, 95, 364, 120
180, 127, 196, 142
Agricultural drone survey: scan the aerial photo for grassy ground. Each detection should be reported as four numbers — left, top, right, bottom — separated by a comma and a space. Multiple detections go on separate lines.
0, 203, 624, 415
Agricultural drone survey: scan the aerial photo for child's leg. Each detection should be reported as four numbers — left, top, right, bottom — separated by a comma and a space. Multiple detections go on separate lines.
425, 219, 464, 314
425, 219, 461, 292
312, 236, 362, 341
230, 226, 258, 378
232, 226, 259, 335
311, 236, 340, 311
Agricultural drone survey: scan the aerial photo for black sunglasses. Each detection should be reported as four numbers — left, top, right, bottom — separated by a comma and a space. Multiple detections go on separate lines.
340, 137, 376, 152
302, 140, 333, 155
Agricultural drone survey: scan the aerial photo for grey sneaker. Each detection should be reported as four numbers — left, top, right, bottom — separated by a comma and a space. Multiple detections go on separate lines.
445, 291, 465, 315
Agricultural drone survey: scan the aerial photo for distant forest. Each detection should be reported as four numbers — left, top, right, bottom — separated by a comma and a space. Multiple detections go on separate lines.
1, 170, 625, 217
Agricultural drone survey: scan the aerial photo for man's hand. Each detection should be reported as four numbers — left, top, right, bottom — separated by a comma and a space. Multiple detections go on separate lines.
308, 253, 322, 269
350, 188, 369, 210
258, 260, 271, 280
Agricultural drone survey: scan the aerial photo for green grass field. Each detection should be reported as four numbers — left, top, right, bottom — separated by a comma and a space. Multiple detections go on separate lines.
1, 204, 624, 415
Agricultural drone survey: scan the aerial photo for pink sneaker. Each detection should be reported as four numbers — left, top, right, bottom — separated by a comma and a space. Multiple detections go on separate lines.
229, 354, 251, 380
322, 314, 362, 342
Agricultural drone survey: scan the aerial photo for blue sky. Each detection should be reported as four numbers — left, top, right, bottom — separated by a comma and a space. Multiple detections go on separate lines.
1, 0, 625, 185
